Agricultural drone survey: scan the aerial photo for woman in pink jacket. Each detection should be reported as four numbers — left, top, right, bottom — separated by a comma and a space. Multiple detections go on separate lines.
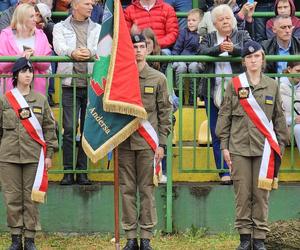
0, 3, 51, 95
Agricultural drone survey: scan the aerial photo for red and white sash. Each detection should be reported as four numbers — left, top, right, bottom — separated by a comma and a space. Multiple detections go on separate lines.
138, 120, 162, 186
232, 73, 281, 191
6, 88, 48, 203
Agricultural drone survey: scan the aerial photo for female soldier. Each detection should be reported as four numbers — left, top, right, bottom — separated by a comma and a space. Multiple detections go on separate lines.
216, 41, 288, 250
0, 57, 57, 250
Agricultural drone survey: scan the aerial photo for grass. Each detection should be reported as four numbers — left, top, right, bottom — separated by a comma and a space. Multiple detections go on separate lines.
0, 230, 239, 250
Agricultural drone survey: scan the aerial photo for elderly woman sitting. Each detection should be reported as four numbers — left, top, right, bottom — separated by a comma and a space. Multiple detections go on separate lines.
198, 4, 251, 184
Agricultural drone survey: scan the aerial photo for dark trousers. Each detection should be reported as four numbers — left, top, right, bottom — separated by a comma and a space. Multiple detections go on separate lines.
204, 97, 229, 177
62, 87, 87, 170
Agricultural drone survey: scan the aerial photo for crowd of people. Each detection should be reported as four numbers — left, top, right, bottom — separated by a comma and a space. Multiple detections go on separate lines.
0, 0, 300, 249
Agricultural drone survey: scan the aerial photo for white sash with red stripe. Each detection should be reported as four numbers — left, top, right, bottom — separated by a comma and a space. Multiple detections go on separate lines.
137, 120, 162, 186
232, 73, 281, 190
6, 88, 48, 203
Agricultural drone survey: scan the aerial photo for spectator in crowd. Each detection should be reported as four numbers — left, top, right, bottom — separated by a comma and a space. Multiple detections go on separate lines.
280, 61, 300, 153
124, 0, 179, 54
262, 15, 300, 74
35, 3, 54, 46
0, 0, 36, 32
35, 2, 56, 106
119, 33, 171, 250
216, 40, 288, 250
172, 8, 204, 105
0, 3, 52, 95
53, 0, 101, 185
0, 57, 57, 250
164, 0, 192, 30
198, 0, 256, 38
199, 4, 251, 184
142, 28, 161, 70
0, 0, 17, 12
266, 0, 300, 39
252, 0, 274, 42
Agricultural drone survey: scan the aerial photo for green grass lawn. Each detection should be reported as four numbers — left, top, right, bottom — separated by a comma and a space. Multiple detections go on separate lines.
0, 231, 239, 250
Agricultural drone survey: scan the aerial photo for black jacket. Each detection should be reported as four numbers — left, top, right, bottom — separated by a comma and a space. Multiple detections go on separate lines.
198, 29, 251, 98
261, 36, 300, 73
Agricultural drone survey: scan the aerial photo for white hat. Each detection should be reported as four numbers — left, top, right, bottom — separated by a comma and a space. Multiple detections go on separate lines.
36, 3, 51, 24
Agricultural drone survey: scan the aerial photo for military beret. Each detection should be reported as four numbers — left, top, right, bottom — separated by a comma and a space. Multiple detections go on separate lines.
131, 34, 146, 44
12, 57, 33, 74
241, 40, 263, 58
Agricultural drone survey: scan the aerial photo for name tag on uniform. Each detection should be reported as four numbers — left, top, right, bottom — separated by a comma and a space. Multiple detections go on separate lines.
238, 87, 249, 99
144, 86, 154, 94
18, 107, 31, 120
265, 96, 273, 105
32, 106, 42, 114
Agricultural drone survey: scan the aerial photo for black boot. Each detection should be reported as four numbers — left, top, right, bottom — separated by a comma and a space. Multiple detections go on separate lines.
8, 235, 22, 250
60, 173, 75, 185
236, 234, 251, 250
253, 239, 266, 250
140, 239, 153, 250
76, 173, 91, 185
122, 238, 139, 250
24, 238, 37, 250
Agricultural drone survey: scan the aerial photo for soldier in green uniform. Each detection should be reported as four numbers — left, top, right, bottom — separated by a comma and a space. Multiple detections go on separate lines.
119, 34, 172, 250
216, 41, 289, 250
0, 57, 57, 250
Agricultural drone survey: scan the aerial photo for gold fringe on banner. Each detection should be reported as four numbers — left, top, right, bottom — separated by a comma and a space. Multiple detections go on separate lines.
31, 190, 46, 203
104, 101, 147, 120
82, 118, 141, 163
103, 0, 147, 120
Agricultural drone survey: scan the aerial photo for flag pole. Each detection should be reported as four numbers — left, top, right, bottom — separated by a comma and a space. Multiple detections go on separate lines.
114, 147, 120, 250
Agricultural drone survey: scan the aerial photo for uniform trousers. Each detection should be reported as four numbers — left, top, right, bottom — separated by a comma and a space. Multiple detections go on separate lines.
231, 154, 270, 239
0, 162, 40, 238
119, 149, 157, 239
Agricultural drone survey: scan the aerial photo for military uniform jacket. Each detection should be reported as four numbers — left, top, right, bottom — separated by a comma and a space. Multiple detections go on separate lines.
120, 63, 172, 150
0, 90, 58, 163
216, 73, 288, 157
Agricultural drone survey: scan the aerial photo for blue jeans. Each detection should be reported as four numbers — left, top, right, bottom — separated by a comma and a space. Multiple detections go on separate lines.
204, 97, 229, 177
62, 87, 87, 170
164, 0, 192, 30
253, 2, 274, 42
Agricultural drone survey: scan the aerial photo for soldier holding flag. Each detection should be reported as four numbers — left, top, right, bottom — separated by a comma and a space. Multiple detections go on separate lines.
119, 34, 172, 250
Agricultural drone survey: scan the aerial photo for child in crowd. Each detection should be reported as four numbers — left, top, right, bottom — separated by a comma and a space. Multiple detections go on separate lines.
280, 61, 300, 153
172, 8, 204, 105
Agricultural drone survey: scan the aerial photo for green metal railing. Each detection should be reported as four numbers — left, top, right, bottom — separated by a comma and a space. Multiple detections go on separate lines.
1, 56, 300, 235
175, 72, 300, 175
51, 11, 300, 19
